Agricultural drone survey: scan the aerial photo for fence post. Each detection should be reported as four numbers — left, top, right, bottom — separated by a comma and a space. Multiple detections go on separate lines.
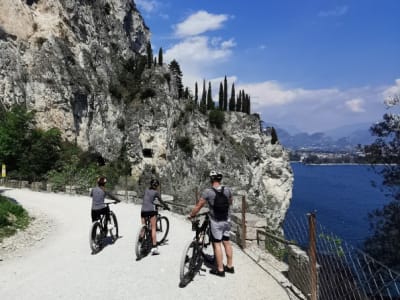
241, 195, 246, 249
308, 212, 318, 300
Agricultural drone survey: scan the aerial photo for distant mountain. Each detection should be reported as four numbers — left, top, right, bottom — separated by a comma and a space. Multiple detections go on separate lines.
266, 123, 375, 151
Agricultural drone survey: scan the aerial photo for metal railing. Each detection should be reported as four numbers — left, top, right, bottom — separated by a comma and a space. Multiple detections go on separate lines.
256, 211, 400, 300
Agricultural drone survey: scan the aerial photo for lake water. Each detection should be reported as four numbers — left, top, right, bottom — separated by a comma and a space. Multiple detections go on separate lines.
286, 163, 390, 247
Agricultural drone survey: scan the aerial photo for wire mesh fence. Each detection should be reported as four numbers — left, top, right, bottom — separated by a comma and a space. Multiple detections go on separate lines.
260, 211, 400, 300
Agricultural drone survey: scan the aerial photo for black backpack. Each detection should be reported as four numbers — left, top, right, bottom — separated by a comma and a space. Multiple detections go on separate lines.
211, 187, 229, 221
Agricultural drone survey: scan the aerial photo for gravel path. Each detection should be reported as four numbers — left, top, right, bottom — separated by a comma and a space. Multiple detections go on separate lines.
0, 187, 290, 300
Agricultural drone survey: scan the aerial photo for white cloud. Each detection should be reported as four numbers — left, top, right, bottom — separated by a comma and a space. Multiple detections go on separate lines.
318, 6, 348, 17
233, 80, 387, 132
174, 10, 229, 38
164, 36, 235, 88
345, 98, 366, 113
135, 0, 159, 13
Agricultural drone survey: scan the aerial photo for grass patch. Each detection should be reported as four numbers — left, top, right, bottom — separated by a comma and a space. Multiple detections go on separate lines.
0, 195, 30, 242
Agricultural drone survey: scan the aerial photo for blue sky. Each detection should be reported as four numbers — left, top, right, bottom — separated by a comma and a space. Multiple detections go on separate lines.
135, 0, 400, 133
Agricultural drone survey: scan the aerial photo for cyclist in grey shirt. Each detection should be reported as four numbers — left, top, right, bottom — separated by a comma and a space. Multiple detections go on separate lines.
90, 176, 120, 223
141, 178, 169, 255
189, 170, 235, 277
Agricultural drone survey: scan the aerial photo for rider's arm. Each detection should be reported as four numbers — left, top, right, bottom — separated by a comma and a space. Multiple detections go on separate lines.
188, 197, 207, 218
105, 191, 121, 202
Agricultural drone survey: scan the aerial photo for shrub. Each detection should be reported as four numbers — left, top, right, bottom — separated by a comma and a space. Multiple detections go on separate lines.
176, 136, 194, 155
140, 88, 156, 100
208, 110, 225, 129
0, 195, 30, 241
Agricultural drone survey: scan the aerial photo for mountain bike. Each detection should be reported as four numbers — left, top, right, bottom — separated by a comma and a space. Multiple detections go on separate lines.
135, 204, 170, 260
89, 201, 119, 254
179, 211, 212, 288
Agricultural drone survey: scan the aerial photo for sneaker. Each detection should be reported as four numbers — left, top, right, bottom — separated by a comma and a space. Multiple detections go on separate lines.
224, 265, 235, 274
209, 269, 225, 277
151, 247, 160, 255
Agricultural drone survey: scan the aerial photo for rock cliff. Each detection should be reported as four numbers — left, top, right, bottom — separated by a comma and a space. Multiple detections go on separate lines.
0, 0, 293, 229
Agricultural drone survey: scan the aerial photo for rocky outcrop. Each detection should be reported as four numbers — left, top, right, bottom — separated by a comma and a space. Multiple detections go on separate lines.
0, 0, 293, 228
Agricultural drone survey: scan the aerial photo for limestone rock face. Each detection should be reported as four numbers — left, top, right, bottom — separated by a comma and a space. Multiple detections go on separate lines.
0, 0, 149, 159
0, 0, 293, 229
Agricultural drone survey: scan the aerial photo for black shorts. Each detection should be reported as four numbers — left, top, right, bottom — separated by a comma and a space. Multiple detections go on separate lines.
141, 211, 157, 218
91, 206, 110, 223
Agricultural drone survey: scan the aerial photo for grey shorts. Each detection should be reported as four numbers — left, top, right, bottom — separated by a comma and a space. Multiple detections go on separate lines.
210, 218, 231, 242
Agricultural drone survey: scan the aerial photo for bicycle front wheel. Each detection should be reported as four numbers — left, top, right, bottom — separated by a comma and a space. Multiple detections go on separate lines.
89, 221, 103, 254
179, 240, 200, 287
156, 216, 169, 245
108, 211, 119, 242
135, 225, 150, 259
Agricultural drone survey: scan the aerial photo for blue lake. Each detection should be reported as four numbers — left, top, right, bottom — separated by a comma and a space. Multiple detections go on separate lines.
286, 163, 390, 247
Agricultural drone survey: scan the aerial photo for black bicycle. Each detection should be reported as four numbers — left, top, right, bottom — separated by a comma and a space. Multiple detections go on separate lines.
89, 201, 119, 254
135, 204, 170, 260
179, 211, 212, 288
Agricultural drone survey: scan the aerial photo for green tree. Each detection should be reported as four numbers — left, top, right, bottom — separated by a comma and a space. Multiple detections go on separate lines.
200, 79, 207, 114
194, 82, 198, 107
229, 83, 236, 111
218, 82, 224, 110
271, 126, 278, 145
223, 76, 228, 111
18, 128, 62, 182
362, 94, 400, 271
169, 59, 184, 98
146, 42, 153, 68
158, 47, 163, 66
236, 90, 242, 112
207, 82, 214, 110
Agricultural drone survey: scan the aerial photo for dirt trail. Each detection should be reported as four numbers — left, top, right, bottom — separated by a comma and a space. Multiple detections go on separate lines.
0, 188, 290, 300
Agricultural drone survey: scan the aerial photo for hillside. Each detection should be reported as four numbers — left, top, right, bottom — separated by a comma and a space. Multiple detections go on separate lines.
0, 0, 292, 228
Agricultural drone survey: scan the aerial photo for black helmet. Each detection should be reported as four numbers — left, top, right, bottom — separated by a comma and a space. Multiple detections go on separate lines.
97, 176, 107, 186
209, 170, 223, 182
150, 178, 160, 189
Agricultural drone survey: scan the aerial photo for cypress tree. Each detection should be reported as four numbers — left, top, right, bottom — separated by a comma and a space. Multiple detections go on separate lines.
194, 82, 198, 107
146, 42, 153, 68
229, 83, 236, 111
236, 90, 242, 112
158, 48, 163, 66
200, 79, 207, 114
168, 60, 184, 98
223, 76, 228, 111
207, 82, 214, 110
218, 82, 223, 110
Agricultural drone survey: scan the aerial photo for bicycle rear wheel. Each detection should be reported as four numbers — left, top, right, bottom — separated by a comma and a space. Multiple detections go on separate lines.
135, 225, 151, 259
156, 216, 169, 245
179, 240, 201, 287
108, 211, 119, 242
89, 221, 103, 254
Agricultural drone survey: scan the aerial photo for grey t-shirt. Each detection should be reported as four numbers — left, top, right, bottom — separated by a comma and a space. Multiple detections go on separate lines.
90, 187, 106, 210
141, 189, 161, 212
90, 187, 118, 210
201, 185, 232, 221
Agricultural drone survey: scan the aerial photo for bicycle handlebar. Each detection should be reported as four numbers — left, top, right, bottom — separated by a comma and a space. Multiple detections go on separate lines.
190, 211, 209, 221
105, 200, 120, 206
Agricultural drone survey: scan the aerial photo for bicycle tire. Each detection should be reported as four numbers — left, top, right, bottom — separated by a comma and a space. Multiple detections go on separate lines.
89, 221, 103, 253
179, 240, 201, 287
135, 225, 150, 259
156, 216, 169, 245
108, 211, 119, 242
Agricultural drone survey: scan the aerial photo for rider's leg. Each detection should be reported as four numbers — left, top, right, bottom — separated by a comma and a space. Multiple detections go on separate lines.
222, 238, 233, 268
150, 215, 157, 247
103, 206, 110, 232
212, 241, 224, 272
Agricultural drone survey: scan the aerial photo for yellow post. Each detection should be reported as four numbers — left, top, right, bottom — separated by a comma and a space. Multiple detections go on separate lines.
1, 164, 6, 178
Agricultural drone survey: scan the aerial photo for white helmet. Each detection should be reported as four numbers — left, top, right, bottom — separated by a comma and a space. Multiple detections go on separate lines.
209, 170, 223, 182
